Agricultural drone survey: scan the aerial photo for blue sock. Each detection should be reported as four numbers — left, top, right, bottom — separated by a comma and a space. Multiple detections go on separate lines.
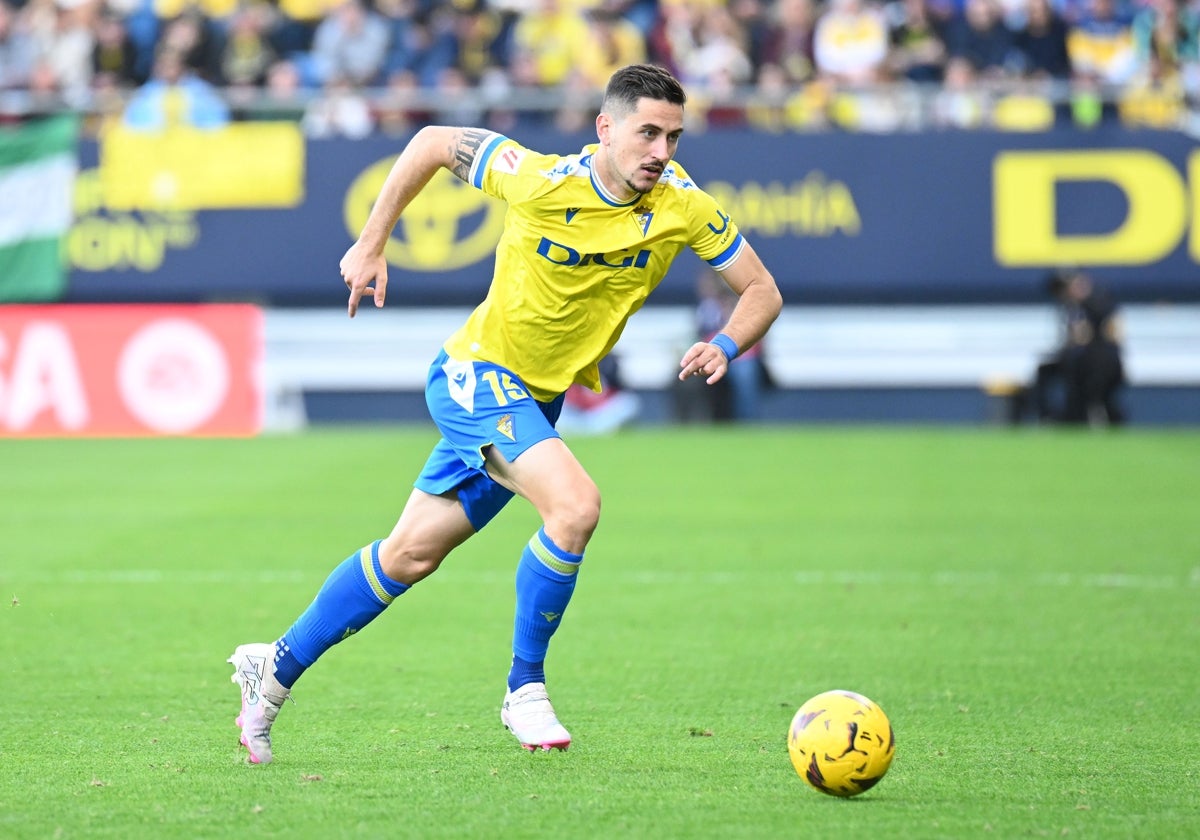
273, 540, 409, 689
508, 527, 583, 692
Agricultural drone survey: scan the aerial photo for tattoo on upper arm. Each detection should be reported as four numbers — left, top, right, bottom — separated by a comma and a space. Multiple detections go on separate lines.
450, 128, 491, 182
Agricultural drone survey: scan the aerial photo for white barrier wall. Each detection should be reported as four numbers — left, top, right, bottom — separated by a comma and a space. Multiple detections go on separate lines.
261, 305, 1200, 429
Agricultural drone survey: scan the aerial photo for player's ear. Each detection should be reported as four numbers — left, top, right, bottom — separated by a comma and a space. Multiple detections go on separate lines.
596, 112, 611, 145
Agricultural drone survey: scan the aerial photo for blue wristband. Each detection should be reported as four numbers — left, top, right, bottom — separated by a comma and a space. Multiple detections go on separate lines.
710, 332, 739, 362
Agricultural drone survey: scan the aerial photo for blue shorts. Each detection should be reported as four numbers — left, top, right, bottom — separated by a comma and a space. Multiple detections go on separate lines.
415, 349, 564, 531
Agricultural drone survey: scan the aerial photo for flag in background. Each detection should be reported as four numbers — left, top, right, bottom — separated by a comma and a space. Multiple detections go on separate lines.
0, 116, 78, 302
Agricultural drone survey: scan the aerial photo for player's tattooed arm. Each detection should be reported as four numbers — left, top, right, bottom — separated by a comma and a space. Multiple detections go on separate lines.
448, 128, 492, 182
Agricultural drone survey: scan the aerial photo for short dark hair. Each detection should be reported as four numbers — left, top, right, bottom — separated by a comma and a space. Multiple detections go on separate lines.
602, 64, 686, 118
1044, 267, 1081, 297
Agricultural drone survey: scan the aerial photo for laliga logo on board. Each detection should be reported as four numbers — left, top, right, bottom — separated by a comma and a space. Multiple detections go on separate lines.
344, 158, 505, 272
0, 306, 257, 437
117, 319, 230, 434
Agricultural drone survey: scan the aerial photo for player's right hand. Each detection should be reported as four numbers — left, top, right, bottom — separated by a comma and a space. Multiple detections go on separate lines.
339, 245, 389, 318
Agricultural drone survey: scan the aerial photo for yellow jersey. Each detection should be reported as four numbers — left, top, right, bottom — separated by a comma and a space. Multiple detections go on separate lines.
443, 133, 745, 402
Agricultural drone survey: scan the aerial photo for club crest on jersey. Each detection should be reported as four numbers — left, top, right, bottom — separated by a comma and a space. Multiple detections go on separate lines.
496, 413, 515, 441
633, 205, 654, 237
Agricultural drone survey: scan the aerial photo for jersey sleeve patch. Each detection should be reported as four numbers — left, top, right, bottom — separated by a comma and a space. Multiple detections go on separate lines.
492, 146, 526, 176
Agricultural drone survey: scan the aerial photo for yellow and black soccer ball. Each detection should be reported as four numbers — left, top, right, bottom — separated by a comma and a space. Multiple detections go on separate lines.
787, 690, 895, 797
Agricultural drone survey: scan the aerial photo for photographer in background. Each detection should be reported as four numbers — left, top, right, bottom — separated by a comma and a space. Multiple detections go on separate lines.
1033, 267, 1126, 426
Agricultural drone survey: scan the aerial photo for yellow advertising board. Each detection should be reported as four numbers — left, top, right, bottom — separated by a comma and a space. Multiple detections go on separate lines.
99, 122, 305, 211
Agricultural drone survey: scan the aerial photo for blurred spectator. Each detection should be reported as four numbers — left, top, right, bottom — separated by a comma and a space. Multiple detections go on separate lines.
218, 2, 277, 87
378, 0, 457, 87
302, 72, 374, 136
945, 0, 1021, 78
1120, 0, 1192, 128
0, 0, 37, 91
674, 270, 770, 423
759, 0, 818, 83
618, 0, 658, 34
24, 55, 64, 113
931, 54, 989, 123
886, 0, 950, 82
451, 0, 504, 84
729, 0, 774, 79
576, 1, 646, 89
236, 56, 307, 120
550, 68, 601, 132
86, 60, 127, 129
509, 0, 590, 87
308, 0, 389, 87
155, 8, 222, 81
747, 61, 834, 129
122, 45, 230, 129
115, 0, 160, 83
813, 0, 892, 85
1032, 267, 1125, 425
373, 67, 429, 136
29, 0, 96, 106
1014, 0, 1072, 78
1067, 0, 1137, 85
1131, 0, 1199, 90
647, 0, 698, 78
678, 5, 754, 88
92, 11, 141, 90
492, 47, 557, 126
271, 0, 331, 56
431, 65, 487, 124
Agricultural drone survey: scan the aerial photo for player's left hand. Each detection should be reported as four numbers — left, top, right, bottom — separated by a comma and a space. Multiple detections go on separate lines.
678, 341, 730, 385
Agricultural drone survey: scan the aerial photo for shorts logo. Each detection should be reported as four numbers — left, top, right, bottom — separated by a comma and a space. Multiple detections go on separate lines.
496, 413, 515, 441
444, 358, 476, 413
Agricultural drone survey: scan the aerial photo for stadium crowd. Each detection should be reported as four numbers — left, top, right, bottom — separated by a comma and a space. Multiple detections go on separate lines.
0, 0, 1197, 134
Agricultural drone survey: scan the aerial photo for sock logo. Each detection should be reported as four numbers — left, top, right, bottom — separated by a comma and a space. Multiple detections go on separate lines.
540, 611, 561, 623
340, 627, 358, 641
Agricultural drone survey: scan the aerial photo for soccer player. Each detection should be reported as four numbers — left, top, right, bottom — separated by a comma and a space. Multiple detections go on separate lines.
228, 63, 783, 763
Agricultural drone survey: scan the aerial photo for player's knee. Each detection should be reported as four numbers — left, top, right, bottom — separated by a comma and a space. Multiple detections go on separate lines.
546, 481, 601, 549
378, 537, 445, 585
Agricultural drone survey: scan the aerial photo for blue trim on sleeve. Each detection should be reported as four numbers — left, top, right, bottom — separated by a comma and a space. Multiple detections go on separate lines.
707, 233, 745, 271
471, 133, 508, 189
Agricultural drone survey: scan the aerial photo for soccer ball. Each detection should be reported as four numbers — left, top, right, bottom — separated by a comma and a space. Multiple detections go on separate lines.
787, 689, 895, 797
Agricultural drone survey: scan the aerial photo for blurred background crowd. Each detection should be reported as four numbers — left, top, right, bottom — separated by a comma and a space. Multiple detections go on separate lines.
1, 0, 1197, 135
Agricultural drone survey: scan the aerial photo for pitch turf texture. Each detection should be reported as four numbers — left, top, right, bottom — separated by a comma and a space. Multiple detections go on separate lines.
2, 426, 1197, 839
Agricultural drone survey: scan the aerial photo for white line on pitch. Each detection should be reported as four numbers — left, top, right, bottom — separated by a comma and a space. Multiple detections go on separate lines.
1, 568, 1195, 589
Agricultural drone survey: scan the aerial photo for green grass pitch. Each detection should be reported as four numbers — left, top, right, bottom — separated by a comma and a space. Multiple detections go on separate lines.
1, 426, 1198, 839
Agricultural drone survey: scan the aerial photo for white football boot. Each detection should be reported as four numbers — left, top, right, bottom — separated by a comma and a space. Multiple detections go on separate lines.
228, 643, 290, 765
501, 682, 571, 752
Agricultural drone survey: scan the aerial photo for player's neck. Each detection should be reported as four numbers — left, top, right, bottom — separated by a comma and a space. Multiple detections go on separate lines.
592, 153, 639, 204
